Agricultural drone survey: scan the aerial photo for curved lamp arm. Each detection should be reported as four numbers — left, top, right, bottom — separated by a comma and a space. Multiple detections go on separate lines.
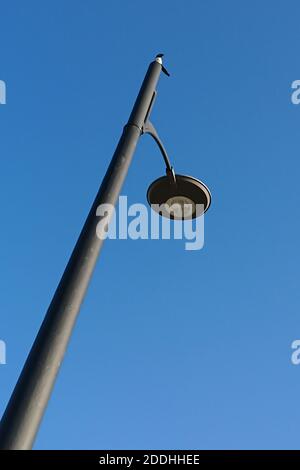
142, 119, 177, 185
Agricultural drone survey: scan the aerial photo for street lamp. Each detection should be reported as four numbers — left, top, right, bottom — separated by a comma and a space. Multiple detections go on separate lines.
142, 102, 211, 220
0, 54, 211, 450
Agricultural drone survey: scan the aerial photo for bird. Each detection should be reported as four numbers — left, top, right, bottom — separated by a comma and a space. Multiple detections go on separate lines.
155, 53, 170, 76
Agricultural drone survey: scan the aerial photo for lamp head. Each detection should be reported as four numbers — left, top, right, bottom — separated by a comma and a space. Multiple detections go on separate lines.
147, 174, 211, 220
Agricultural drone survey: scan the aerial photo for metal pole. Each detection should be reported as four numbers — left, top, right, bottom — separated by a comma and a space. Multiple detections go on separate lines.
0, 56, 164, 450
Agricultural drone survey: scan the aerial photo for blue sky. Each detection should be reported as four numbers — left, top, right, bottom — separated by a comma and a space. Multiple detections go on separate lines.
0, 0, 300, 450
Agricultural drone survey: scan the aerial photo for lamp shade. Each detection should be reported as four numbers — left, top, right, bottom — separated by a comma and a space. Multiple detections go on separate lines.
147, 174, 211, 220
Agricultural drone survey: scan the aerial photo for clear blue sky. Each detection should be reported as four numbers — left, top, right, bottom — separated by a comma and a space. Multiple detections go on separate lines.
0, 0, 300, 450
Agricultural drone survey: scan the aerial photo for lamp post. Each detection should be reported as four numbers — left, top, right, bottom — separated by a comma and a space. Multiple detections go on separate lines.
0, 54, 211, 450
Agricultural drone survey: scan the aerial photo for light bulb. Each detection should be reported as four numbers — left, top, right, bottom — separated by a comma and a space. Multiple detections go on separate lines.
164, 196, 195, 220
